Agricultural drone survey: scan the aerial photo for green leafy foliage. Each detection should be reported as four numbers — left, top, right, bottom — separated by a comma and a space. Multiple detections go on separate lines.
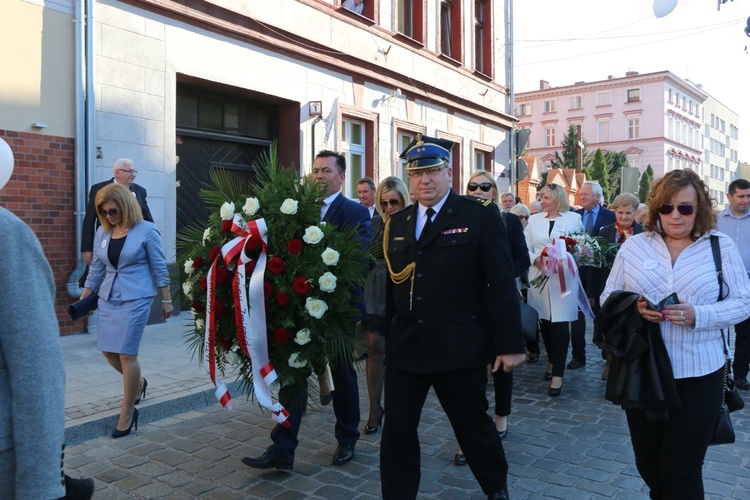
176, 145, 369, 401
639, 164, 655, 203
588, 149, 611, 203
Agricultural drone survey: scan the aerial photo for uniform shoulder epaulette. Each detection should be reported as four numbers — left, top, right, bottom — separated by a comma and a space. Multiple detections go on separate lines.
463, 195, 494, 207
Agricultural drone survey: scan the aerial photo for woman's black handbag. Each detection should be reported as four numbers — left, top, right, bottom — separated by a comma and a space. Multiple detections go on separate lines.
725, 376, 744, 413
708, 235, 742, 446
520, 301, 539, 342
709, 403, 735, 446
68, 292, 99, 321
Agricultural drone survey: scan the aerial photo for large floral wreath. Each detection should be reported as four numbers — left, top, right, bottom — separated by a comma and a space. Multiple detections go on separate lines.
177, 147, 368, 423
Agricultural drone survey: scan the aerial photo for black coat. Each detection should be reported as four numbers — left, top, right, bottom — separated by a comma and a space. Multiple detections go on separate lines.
594, 291, 681, 421
383, 190, 525, 374
80, 179, 153, 253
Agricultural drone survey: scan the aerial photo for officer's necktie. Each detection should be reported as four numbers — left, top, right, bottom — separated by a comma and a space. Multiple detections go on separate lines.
585, 210, 594, 233
419, 208, 435, 241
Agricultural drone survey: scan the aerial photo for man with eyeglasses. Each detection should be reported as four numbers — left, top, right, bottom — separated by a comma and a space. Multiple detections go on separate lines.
717, 178, 750, 389
380, 135, 525, 500
569, 181, 615, 370
81, 158, 153, 266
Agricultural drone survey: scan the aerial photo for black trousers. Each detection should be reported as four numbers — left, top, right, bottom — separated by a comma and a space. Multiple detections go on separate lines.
540, 319, 571, 377
570, 310, 587, 362
732, 316, 750, 379
268, 357, 360, 462
381, 366, 509, 499
625, 367, 723, 499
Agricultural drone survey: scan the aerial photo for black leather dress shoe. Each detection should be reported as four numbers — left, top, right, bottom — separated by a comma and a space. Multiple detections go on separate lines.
735, 377, 750, 390
63, 474, 95, 500
332, 443, 355, 465
241, 450, 293, 470
543, 371, 553, 381
454, 452, 467, 465
488, 486, 510, 499
567, 358, 586, 370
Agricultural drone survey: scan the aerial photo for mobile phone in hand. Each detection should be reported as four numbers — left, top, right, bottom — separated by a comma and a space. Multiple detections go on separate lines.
642, 292, 679, 312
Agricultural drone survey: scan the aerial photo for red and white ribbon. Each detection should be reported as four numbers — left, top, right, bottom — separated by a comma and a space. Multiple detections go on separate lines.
223, 214, 289, 426
203, 258, 234, 409
539, 238, 595, 320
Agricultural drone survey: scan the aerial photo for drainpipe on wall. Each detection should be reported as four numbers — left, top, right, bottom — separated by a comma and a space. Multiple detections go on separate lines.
66, 0, 87, 300
66, 0, 96, 313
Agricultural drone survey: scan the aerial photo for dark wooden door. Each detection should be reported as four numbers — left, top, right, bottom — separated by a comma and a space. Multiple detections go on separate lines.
176, 135, 268, 237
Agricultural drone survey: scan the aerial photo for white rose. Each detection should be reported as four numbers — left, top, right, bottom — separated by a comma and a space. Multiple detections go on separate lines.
288, 352, 308, 368
182, 280, 193, 298
303, 225, 324, 245
318, 272, 337, 293
280, 198, 299, 215
305, 297, 329, 319
294, 328, 312, 345
220, 201, 236, 220
321, 247, 340, 266
243, 197, 260, 217
184, 260, 195, 275
195, 318, 205, 331
226, 350, 239, 366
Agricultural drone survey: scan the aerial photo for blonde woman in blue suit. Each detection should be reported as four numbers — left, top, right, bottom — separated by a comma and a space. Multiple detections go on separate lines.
524, 183, 583, 397
81, 184, 172, 438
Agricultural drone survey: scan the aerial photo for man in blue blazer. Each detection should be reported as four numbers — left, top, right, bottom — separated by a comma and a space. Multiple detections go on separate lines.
569, 181, 615, 369
243, 151, 372, 470
81, 158, 153, 266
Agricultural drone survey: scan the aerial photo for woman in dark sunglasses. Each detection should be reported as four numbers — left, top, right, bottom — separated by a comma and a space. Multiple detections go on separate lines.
362, 176, 411, 435
600, 169, 750, 498
451, 172, 531, 465
79, 184, 172, 439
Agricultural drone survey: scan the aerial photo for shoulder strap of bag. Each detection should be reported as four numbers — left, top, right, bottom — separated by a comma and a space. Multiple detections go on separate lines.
710, 235, 725, 301
710, 235, 730, 358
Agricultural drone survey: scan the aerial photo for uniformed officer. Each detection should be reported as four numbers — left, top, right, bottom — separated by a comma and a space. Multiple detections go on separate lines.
380, 135, 526, 500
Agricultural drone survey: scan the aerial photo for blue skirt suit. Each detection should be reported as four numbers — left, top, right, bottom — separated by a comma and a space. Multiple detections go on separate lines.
84, 221, 170, 355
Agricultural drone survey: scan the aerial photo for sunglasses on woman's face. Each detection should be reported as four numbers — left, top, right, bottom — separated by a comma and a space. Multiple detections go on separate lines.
517, 215, 529, 220
380, 198, 401, 207
468, 182, 493, 193
99, 208, 120, 218
658, 204, 695, 216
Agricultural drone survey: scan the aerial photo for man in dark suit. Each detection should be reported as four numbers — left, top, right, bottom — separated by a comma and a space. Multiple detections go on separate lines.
568, 180, 615, 369
81, 158, 153, 265
242, 150, 372, 470
380, 136, 525, 500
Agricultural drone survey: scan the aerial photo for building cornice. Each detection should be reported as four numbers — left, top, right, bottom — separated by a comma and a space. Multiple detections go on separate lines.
517, 71, 708, 103
121, 0, 515, 127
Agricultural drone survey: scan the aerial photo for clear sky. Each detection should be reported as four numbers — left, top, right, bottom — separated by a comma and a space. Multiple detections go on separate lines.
513, 0, 749, 159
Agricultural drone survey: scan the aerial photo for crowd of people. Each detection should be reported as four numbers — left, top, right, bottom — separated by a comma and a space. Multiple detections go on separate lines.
3, 130, 750, 499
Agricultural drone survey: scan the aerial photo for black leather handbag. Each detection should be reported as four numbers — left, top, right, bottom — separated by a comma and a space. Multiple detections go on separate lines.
520, 301, 539, 342
708, 235, 743, 446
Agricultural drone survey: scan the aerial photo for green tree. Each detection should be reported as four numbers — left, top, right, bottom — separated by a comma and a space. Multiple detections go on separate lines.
588, 149, 611, 202
549, 124, 593, 171
638, 164, 655, 202
604, 151, 628, 198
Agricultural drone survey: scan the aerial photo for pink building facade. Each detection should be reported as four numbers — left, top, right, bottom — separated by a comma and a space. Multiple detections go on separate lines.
515, 71, 708, 184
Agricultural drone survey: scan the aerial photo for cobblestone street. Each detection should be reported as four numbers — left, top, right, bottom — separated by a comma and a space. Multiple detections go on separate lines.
63, 323, 750, 499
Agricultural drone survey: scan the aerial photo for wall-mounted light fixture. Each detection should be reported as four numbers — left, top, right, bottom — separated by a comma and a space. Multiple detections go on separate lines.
31, 122, 48, 129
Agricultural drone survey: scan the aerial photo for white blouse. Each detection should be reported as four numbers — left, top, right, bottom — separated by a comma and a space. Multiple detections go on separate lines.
601, 230, 750, 379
